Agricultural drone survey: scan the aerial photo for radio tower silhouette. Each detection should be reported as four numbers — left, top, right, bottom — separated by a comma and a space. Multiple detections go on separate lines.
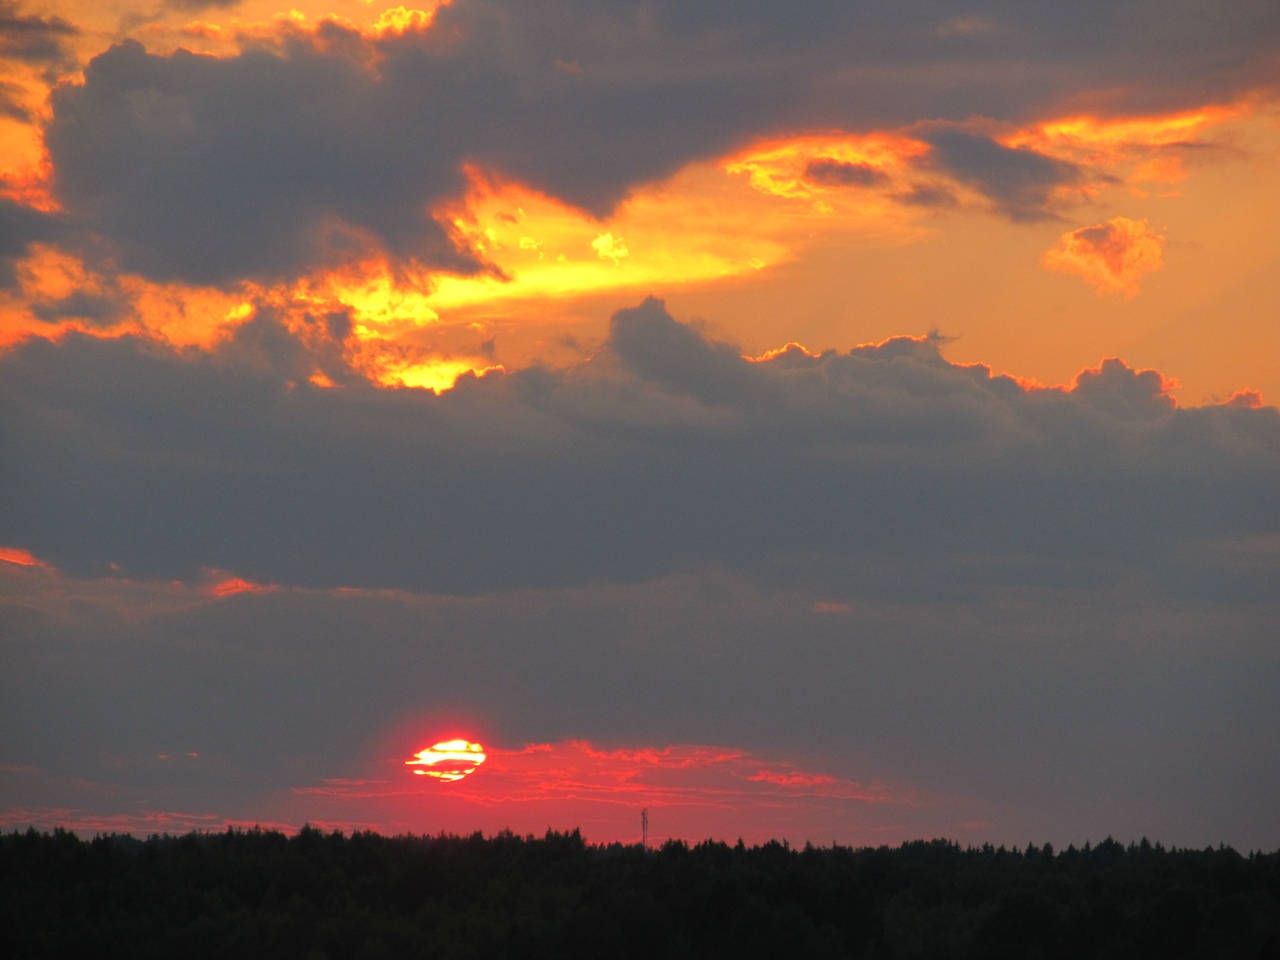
641, 808, 648, 849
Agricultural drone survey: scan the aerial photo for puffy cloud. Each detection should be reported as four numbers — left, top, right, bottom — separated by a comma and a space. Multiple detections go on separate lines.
1225, 389, 1264, 409
1042, 216, 1165, 296
1, 298, 1276, 593
1071, 356, 1176, 418
44, 37, 484, 286
606, 297, 754, 404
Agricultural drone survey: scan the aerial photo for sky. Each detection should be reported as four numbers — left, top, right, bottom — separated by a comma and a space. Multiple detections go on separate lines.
1, 0, 1278, 851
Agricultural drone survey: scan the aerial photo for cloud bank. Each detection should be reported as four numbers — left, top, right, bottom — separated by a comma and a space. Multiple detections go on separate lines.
2, 299, 1276, 594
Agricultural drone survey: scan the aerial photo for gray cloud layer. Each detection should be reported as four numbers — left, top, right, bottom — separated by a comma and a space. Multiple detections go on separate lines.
3, 537, 1277, 846
37, 0, 1280, 284
2, 299, 1277, 597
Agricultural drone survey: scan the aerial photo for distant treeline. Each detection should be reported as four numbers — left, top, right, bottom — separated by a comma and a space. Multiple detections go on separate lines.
3, 827, 1279, 959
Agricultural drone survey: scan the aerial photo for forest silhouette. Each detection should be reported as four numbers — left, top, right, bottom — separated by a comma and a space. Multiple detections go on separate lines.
4, 826, 1278, 959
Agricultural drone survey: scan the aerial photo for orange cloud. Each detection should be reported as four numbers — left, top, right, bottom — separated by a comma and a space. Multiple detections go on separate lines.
0, 546, 49, 568
1041, 217, 1165, 297
0, 31, 1254, 394
726, 132, 927, 202
378, 354, 503, 392
1005, 106, 1243, 183
270, 159, 794, 364
374, 5, 449, 38
723, 106, 1244, 222
205, 577, 279, 599
423, 164, 794, 311
0, 552, 306, 627
0, 244, 267, 349
188, 4, 449, 47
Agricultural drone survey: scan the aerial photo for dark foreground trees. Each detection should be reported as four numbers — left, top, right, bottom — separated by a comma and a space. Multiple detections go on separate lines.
3, 828, 1278, 959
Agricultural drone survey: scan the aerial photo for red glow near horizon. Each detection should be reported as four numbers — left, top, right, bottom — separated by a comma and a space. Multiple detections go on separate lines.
281, 739, 931, 845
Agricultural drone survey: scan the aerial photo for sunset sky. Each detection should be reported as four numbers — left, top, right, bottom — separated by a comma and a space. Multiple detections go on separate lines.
2, 0, 1278, 850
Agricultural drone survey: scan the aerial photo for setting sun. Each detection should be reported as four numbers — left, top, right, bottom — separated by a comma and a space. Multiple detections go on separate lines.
405, 740, 487, 782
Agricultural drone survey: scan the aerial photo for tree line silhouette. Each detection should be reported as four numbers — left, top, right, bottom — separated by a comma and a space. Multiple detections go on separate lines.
4, 826, 1278, 959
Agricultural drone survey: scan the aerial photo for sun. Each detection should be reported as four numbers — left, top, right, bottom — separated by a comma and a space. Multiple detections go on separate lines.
405, 740, 487, 782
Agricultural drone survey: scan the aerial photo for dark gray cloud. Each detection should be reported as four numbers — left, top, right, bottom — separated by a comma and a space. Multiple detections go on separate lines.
0, 77, 30, 120
29, 289, 130, 326
804, 159, 889, 189
0, 1, 77, 69
2, 299, 1277, 595
164, 0, 242, 10
917, 126, 1082, 220
45, 37, 485, 286
0, 197, 64, 289
893, 182, 960, 209
38, 0, 1280, 285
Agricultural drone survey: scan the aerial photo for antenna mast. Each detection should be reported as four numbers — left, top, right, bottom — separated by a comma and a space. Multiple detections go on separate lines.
641, 808, 648, 849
